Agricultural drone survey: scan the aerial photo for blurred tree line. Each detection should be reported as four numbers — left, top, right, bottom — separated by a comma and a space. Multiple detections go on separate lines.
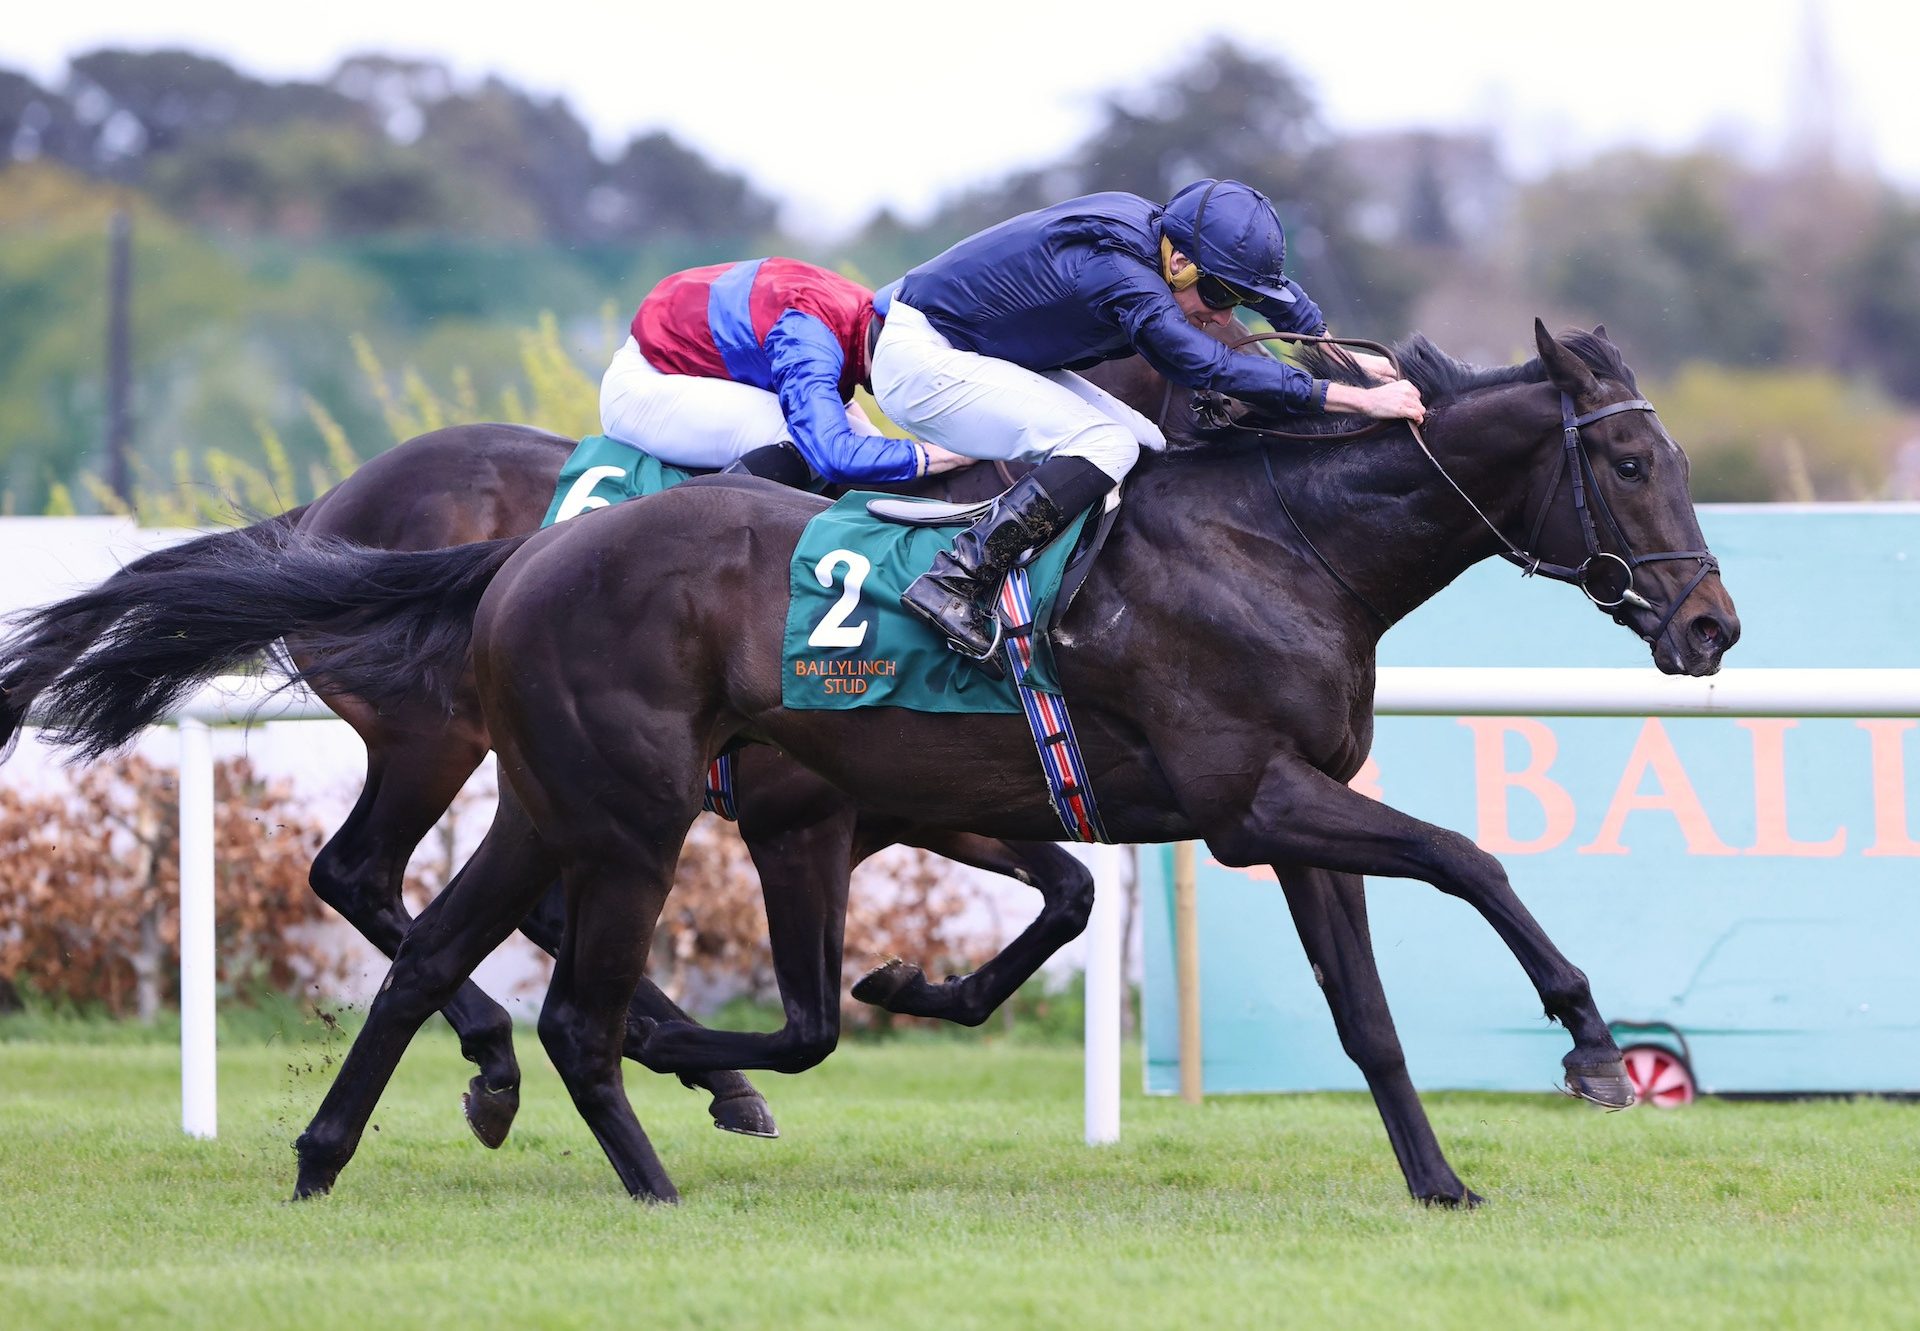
2, 39, 1917, 513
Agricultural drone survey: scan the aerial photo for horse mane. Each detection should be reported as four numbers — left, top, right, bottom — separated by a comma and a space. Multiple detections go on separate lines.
1165, 327, 1638, 448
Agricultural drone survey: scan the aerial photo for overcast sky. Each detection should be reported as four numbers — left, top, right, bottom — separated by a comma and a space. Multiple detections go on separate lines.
6, 0, 1912, 238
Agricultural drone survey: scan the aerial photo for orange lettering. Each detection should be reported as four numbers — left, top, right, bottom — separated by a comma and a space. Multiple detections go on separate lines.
1739, 720, 1845, 857
1349, 757, 1383, 801
1457, 718, 1576, 854
1859, 720, 1920, 857
1579, 718, 1736, 856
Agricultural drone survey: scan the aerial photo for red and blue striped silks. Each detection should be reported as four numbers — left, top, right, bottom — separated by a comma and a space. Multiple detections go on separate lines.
703, 753, 737, 822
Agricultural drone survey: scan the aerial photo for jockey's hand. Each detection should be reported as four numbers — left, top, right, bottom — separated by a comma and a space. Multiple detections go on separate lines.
918, 442, 972, 476
1352, 351, 1399, 384
1325, 378, 1426, 425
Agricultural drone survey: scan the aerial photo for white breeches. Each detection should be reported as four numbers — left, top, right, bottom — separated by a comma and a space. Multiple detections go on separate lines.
869, 299, 1164, 483
598, 336, 880, 469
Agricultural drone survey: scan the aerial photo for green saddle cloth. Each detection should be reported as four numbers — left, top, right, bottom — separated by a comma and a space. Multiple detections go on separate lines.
540, 434, 697, 528
782, 492, 1092, 714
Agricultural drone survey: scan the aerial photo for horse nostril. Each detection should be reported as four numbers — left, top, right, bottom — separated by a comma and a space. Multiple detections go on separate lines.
1690, 615, 1725, 650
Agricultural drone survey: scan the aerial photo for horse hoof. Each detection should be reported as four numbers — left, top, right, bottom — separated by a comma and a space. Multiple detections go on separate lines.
291, 1169, 335, 1201
851, 958, 923, 1010
1418, 1187, 1486, 1210
709, 1089, 779, 1139
462, 1075, 520, 1149
1564, 1060, 1636, 1110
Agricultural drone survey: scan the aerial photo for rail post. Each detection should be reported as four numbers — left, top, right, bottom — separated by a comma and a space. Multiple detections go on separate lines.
1174, 841, 1203, 1104
177, 715, 217, 1139
1083, 842, 1123, 1145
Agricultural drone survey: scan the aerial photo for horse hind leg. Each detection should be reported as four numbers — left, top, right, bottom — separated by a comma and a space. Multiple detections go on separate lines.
852, 835, 1094, 1027
1275, 865, 1481, 1207
293, 790, 558, 1199
516, 884, 778, 1138
630, 795, 858, 1076
307, 716, 524, 1148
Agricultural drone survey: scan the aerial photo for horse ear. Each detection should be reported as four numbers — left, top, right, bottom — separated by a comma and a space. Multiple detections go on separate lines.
1592, 323, 1608, 340
1534, 317, 1599, 398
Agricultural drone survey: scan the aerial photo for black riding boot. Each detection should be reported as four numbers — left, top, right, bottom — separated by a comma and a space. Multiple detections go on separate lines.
722, 442, 816, 488
901, 456, 1112, 666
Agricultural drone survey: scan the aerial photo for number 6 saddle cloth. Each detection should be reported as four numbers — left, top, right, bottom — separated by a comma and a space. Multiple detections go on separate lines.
541, 434, 699, 528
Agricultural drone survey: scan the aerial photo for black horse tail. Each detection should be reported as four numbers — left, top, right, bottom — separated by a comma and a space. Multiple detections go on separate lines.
0, 506, 313, 758
9, 523, 532, 762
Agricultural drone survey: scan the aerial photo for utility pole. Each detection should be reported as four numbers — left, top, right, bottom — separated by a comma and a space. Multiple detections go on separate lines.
105, 206, 133, 505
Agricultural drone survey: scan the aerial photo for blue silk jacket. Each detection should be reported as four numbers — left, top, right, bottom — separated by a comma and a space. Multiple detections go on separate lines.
887, 192, 1332, 413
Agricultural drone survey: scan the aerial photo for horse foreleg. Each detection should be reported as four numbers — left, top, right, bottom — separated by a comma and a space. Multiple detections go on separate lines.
307, 728, 524, 1147
851, 835, 1094, 1026
294, 794, 557, 1199
1206, 755, 1632, 1109
516, 885, 777, 1137
1274, 865, 1480, 1206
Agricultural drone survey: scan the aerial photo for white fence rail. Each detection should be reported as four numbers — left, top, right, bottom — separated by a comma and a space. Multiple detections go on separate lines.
1373, 666, 1920, 718
60, 667, 1920, 1140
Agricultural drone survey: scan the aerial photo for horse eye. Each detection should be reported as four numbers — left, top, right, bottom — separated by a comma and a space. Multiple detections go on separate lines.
1615, 457, 1645, 481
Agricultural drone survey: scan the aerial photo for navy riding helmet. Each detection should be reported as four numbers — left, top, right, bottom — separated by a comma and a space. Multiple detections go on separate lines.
1160, 179, 1295, 304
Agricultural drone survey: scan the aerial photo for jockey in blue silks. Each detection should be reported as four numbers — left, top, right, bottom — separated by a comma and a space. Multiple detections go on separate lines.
873, 178, 1428, 664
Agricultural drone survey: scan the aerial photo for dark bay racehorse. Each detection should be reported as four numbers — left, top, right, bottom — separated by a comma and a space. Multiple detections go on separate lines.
0, 428, 1092, 1144
21, 321, 1739, 1206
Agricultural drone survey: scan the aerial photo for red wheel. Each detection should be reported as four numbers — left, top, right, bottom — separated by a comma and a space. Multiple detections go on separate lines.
1622, 1044, 1696, 1108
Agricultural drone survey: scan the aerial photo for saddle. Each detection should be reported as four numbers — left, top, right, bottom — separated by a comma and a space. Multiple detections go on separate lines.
866, 486, 1123, 625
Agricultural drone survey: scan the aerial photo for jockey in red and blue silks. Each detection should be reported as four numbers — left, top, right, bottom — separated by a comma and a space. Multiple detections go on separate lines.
875, 179, 1429, 665
601, 257, 966, 487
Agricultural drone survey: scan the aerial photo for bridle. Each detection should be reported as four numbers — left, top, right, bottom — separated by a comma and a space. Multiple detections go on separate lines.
1513, 392, 1720, 645
1201, 329, 1719, 646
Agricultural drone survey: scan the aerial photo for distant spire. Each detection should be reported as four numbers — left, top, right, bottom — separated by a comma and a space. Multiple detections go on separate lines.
1786, 0, 1864, 174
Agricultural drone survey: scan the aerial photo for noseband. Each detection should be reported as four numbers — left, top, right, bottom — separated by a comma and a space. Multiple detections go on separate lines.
1213, 330, 1720, 646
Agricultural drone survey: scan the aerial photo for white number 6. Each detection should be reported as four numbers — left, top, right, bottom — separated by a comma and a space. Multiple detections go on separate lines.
808, 548, 872, 648
552, 465, 627, 523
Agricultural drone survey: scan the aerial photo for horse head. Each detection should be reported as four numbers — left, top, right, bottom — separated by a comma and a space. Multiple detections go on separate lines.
1524, 320, 1740, 676
1120, 320, 1741, 677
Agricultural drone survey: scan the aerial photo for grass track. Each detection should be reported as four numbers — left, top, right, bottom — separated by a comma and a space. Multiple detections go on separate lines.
2, 1024, 1917, 1330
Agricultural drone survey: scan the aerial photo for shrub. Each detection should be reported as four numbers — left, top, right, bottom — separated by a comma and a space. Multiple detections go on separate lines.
0, 755, 343, 1016
1645, 364, 1909, 501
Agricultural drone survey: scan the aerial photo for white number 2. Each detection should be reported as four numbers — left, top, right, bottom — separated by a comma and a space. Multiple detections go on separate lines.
808, 548, 872, 647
